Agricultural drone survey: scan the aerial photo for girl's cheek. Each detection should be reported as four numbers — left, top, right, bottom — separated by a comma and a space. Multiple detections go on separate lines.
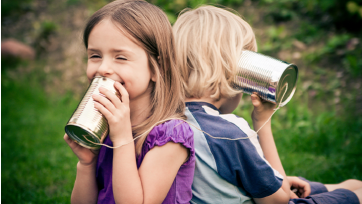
86, 67, 97, 81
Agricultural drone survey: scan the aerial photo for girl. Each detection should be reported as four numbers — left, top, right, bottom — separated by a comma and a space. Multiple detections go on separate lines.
64, 1, 195, 203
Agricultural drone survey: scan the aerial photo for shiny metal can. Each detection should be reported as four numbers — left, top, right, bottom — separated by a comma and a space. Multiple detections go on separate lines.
233, 50, 298, 107
65, 76, 119, 149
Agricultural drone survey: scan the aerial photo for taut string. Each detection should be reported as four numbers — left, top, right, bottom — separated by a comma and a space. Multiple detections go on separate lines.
83, 83, 289, 148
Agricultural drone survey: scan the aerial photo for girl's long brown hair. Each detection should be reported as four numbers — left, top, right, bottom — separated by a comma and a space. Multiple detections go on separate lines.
83, 0, 185, 154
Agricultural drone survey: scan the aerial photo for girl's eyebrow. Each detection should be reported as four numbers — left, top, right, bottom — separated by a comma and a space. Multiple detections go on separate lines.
87, 48, 99, 52
87, 48, 134, 54
111, 48, 134, 53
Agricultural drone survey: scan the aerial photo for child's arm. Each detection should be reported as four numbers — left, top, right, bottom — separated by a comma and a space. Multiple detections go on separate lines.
92, 82, 188, 204
64, 134, 98, 204
288, 176, 311, 198
250, 93, 290, 204
112, 139, 188, 204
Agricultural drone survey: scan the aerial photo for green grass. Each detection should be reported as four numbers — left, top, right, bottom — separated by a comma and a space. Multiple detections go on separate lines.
1, 68, 80, 203
2, 64, 361, 203
275, 101, 362, 183
2, 0, 362, 202
234, 94, 362, 184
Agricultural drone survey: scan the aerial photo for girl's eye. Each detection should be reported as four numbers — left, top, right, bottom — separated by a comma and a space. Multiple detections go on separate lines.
90, 55, 101, 59
116, 56, 127, 60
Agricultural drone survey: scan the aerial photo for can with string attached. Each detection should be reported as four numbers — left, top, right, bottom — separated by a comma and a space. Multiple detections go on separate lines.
65, 76, 120, 149
233, 50, 298, 107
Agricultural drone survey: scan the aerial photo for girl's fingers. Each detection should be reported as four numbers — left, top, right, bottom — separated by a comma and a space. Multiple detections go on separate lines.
98, 86, 123, 107
90, 149, 100, 155
64, 133, 98, 165
64, 133, 77, 147
64, 133, 75, 147
94, 101, 113, 119
114, 81, 129, 105
64, 134, 84, 153
93, 91, 116, 113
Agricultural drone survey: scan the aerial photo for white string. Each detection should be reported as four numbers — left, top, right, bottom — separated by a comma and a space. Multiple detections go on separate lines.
190, 83, 289, 141
255, 83, 288, 134
83, 83, 289, 147
82, 117, 183, 149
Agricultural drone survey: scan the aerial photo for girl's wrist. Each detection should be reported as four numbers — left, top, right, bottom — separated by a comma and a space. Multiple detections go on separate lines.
111, 131, 134, 147
77, 160, 97, 172
112, 138, 134, 147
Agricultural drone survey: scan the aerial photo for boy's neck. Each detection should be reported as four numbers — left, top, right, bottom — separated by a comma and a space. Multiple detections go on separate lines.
185, 97, 225, 110
186, 92, 242, 114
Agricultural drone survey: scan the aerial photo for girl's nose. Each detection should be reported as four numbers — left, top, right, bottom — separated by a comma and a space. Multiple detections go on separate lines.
97, 60, 114, 77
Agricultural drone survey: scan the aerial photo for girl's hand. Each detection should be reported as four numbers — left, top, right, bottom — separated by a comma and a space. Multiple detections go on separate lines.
64, 134, 99, 166
251, 93, 276, 124
92, 81, 132, 146
288, 176, 311, 198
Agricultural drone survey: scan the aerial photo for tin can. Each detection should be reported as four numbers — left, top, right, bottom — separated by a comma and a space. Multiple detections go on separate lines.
65, 76, 119, 149
233, 50, 298, 107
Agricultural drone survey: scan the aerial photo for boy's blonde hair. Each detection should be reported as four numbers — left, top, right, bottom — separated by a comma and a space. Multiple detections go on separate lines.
173, 5, 257, 100
84, 0, 185, 154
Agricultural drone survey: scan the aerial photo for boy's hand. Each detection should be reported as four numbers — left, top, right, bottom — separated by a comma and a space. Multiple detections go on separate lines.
64, 134, 99, 167
251, 93, 276, 124
288, 176, 311, 198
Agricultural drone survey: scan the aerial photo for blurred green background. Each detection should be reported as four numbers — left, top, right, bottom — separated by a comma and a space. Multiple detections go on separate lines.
2, 0, 362, 202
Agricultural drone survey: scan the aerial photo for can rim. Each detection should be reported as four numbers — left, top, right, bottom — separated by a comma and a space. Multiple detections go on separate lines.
276, 64, 298, 107
92, 76, 117, 83
65, 123, 104, 150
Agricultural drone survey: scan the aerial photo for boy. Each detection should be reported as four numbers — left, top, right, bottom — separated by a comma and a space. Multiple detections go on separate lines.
173, 5, 361, 204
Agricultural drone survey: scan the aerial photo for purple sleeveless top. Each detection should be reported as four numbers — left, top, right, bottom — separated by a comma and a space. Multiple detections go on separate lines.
96, 119, 195, 204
